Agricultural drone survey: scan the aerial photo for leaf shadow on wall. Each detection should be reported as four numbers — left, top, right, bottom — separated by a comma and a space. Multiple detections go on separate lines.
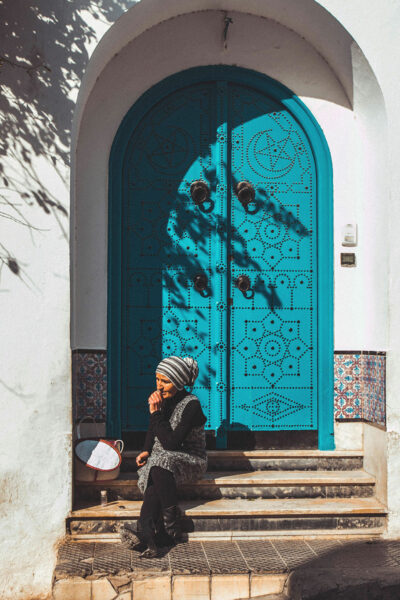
0, 0, 138, 286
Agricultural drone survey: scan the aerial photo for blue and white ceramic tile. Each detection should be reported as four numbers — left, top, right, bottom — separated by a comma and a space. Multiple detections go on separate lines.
334, 352, 386, 426
72, 351, 107, 422
362, 354, 386, 427
334, 354, 363, 419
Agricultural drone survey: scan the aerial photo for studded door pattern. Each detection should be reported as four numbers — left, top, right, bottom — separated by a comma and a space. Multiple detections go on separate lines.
122, 80, 317, 433
122, 83, 227, 431
229, 84, 317, 429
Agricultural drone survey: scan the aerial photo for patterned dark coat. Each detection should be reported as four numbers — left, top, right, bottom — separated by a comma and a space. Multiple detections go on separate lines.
137, 393, 208, 495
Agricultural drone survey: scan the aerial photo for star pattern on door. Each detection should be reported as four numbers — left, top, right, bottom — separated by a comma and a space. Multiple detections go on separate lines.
130, 313, 207, 364
234, 211, 307, 270
254, 130, 295, 173
148, 128, 191, 170
235, 312, 310, 385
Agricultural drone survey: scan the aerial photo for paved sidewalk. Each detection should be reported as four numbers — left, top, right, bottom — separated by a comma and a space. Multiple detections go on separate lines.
53, 537, 400, 599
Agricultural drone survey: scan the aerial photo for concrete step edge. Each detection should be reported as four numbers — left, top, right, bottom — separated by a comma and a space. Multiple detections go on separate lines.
75, 469, 375, 487
67, 527, 385, 542
123, 449, 364, 458
69, 497, 387, 519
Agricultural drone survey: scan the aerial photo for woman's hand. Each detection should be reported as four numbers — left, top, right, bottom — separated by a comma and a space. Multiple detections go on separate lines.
148, 390, 163, 414
136, 451, 149, 467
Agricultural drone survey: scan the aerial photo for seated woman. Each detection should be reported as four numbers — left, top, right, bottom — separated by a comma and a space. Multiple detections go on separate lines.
120, 355, 208, 557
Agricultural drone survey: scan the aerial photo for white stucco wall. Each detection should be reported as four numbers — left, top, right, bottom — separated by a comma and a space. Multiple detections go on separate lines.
71, 8, 388, 353
2, 1, 400, 598
0, 150, 72, 598
0, 2, 134, 597
334, 421, 363, 451
363, 423, 387, 503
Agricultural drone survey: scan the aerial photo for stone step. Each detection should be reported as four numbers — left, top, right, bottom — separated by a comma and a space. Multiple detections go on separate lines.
68, 497, 386, 537
75, 470, 375, 501
121, 449, 364, 472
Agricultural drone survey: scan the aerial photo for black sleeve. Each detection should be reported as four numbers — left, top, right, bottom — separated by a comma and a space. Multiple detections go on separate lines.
150, 400, 207, 451
142, 420, 155, 453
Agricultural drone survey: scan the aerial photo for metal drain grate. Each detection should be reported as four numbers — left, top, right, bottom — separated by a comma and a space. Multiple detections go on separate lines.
272, 540, 316, 570
55, 542, 94, 578
385, 542, 400, 565
93, 542, 132, 573
320, 540, 400, 570
169, 541, 210, 574
236, 540, 287, 573
305, 539, 342, 554
303, 539, 342, 567
131, 547, 171, 572
202, 541, 249, 574
55, 539, 400, 578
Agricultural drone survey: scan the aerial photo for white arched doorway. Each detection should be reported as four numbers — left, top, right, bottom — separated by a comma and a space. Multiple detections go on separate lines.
70, 0, 389, 514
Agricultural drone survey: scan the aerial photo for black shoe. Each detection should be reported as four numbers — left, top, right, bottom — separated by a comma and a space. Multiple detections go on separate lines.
162, 505, 183, 544
152, 512, 173, 547
139, 546, 159, 558
137, 515, 159, 558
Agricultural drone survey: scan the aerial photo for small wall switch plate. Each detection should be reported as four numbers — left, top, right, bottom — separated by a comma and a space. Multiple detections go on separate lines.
341, 252, 356, 267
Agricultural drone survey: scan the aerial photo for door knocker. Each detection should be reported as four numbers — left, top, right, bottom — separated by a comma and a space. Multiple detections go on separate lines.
193, 273, 209, 297
235, 181, 257, 213
190, 180, 213, 212
235, 274, 254, 299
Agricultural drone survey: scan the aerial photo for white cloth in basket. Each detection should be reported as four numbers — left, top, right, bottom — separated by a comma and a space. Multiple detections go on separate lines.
75, 440, 120, 471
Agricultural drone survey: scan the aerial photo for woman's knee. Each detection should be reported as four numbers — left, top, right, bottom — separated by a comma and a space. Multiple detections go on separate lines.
149, 465, 166, 479
150, 466, 175, 486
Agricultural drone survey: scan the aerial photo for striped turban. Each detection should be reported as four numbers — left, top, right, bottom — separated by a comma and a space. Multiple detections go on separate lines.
155, 356, 199, 391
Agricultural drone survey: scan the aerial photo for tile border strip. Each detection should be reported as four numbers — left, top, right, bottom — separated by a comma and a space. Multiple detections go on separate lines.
72, 350, 386, 428
72, 349, 107, 422
334, 351, 386, 428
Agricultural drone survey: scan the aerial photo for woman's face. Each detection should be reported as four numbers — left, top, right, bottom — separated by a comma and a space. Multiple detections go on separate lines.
156, 372, 177, 400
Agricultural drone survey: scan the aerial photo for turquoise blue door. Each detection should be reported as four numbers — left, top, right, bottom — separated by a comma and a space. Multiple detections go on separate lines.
109, 67, 334, 449
122, 82, 227, 432
229, 85, 317, 431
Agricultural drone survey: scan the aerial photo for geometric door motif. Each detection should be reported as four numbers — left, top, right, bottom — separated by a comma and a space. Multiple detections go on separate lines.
229, 84, 316, 430
121, 79, 317, 437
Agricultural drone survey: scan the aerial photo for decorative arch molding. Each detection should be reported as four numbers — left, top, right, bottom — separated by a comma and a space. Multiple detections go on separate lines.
72, 0, 380, 135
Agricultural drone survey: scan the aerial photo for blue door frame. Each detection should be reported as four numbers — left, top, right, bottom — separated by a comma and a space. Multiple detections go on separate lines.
107, 66, 334, 450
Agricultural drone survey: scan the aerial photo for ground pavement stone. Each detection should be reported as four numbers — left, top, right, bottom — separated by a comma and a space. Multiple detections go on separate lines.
91, 578, 117, 600
53, 538, 400, 599
210, 574, 249, 600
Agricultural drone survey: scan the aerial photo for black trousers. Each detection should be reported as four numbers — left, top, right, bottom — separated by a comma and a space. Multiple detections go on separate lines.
139, 466, 178, 522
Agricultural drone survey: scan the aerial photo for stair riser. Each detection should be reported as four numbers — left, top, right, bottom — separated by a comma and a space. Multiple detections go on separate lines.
75, 483, 375, 502
68, 514, 386, 536
121, 457, 363, 472
179, 484, 374, 500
